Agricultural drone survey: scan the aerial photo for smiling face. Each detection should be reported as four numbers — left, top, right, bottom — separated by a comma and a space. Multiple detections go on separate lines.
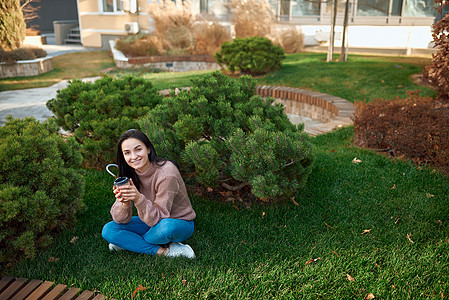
121, 138, 151, 173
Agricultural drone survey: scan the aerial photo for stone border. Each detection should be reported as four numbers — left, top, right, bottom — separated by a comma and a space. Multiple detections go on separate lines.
255, 85, 354, 136
0, 57, 53, 79
109, 40, 220, 72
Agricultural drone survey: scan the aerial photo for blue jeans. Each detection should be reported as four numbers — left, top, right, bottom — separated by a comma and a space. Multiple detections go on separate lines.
102, 216, 194, 255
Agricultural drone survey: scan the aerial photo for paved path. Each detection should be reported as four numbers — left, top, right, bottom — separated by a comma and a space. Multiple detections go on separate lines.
0, 42, 100, 125
0, 77, 99, 126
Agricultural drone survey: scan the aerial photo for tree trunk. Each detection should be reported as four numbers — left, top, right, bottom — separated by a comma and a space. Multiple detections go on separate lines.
340, 0, 350, 61
327, 0, 338, 62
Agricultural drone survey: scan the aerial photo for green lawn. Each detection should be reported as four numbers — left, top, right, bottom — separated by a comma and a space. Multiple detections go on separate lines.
6, 128, 449, 299
2, 52, 448, 299
256, 53, 436, 103
0, 51, 115, 91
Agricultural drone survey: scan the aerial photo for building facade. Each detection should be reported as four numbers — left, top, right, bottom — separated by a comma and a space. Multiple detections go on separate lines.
76, 0, 440, 50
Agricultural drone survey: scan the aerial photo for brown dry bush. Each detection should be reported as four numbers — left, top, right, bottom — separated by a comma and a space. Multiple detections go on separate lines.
227, 0, 274, 38
353, 91, 449, 173
193, 22, 231, 55
115, 35, 167, 57
274, 26, 304, 54
146, 1, 196, 54
424, 0, 449, 101
165, 26, 195, 55
0, 47, 46, 63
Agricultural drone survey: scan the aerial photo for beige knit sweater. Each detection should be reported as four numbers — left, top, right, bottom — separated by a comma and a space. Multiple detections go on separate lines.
110, 161, 196, 227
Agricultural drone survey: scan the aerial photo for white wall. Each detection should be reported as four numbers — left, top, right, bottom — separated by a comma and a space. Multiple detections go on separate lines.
300, 25, 433, 48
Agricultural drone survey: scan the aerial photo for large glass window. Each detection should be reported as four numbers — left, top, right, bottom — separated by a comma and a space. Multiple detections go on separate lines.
103, 0, 123, 12
390, 0, 403, 15
403, 0, 435, 16
357, 0, 389, 15
292, 0, 320, 15
279, 0, 291, 16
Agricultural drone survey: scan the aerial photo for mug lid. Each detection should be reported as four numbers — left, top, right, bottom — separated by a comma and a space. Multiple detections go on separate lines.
114, 177, 129, 185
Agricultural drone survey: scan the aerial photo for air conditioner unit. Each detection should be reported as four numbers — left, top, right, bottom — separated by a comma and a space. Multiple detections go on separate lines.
124, 22, 139, 34
121, 0, 137, 13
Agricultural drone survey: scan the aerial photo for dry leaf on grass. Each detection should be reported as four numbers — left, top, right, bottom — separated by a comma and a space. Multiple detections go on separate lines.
332, 251, 339, 257
365, 293, 375, 299
407, 233, 414, 243
219, 191, 232, 197
352, 157, 362, 164
305, 257, 321, 265
132, 285, 147, 299
70, 236, 79, 244
426, 193, 435, 198
346, 273, 355, 281
290, 196, 299, 206
361, 229, 371, 235
324, 222, 333, 229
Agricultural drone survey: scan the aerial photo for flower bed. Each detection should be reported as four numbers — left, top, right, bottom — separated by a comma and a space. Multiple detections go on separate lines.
0, 57, 53, 78
109, 40, 220, 72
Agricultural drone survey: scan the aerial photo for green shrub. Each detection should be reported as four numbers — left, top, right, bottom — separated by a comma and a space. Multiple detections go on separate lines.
215, 36, 285, 75
46, 75, 163, 168
138, 71, 314, 201
0, 117, 84, 264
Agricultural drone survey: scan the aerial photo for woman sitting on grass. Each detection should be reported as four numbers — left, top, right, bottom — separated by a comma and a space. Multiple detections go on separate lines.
102, 129, 196, 258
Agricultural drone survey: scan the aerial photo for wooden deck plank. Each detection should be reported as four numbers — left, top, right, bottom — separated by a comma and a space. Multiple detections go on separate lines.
25, 281, 54, 300
0, 276, 15, 293
74, 290, 94, 300
0, 277, 109, 300
59, 287, 81, 300
41, 283, 67, 300
0, 277, 28, 299
11, 279, 42, 300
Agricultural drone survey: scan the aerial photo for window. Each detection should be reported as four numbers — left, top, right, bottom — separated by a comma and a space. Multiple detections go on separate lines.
292, 0, 320, 16
103, 0, 123, 13
390, 0, 403, 16
403, 0, 435, 16
357, 0, 389, 16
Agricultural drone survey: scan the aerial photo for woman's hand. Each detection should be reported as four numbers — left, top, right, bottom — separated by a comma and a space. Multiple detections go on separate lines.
113, 179, 142, 203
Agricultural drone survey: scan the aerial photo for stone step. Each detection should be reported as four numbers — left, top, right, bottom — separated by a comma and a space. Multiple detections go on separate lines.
64, 39, 82, 44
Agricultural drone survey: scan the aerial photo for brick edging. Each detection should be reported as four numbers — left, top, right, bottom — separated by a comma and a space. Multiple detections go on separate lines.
256, 85, 354, 117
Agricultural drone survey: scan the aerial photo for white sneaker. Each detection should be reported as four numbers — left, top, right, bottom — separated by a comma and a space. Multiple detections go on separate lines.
108, 243, 124, 251
166, 242, 196, 259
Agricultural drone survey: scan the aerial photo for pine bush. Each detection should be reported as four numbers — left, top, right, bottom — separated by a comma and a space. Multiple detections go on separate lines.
138, 71, 314, 201
46, 76, 163, 168
0, 117, 84, 264
215, 36, 286, 75
0, 0, 26, 51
